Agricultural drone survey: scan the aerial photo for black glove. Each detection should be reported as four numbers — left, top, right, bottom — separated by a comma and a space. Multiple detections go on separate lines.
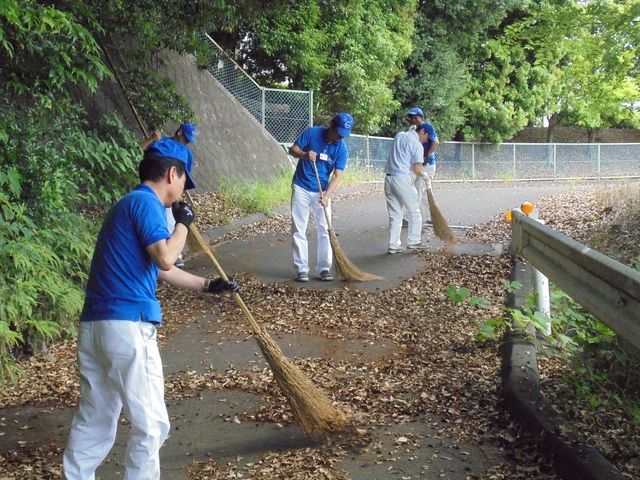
206, 277, 240, 294
172, 201, 195, 228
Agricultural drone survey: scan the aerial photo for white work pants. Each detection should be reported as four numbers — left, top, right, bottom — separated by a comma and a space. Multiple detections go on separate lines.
63, 320, 170, 480
291, 183, 332, 274
404, 164, 436, 222
385, 175, 422, 248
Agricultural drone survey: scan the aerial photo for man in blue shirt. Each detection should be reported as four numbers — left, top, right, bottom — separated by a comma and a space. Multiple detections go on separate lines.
288, 112, 354, 282
142, 121, 198, 268
63, 141, 239, 480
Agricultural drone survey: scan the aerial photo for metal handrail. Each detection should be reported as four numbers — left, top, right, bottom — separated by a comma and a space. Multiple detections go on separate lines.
511, 209, 640, 350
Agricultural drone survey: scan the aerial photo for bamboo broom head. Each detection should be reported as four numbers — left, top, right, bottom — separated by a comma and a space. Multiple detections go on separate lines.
254, 328, 351, 437
328, 229, 382, 282
426, 189, 456, 245
186, 220, 351, 438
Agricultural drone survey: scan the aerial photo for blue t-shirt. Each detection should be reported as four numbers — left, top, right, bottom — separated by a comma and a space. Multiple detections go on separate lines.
145, 136, 194, 173
292, 126, 348, 192
81, 184, 170, 323
421, 122, 438, 165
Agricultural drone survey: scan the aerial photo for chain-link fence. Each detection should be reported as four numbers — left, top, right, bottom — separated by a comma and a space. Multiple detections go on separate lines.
346, 134, 640, 180
202, 34, 312, 144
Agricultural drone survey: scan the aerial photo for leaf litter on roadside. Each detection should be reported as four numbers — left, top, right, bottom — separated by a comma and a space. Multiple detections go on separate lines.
2, 183, 639, 479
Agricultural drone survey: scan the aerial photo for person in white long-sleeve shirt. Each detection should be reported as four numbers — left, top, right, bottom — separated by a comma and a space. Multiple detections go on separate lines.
384, 123, 432, 253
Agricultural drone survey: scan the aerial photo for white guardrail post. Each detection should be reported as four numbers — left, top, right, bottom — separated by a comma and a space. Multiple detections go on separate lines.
510, 207, 640, 350
509, 203, 552, 335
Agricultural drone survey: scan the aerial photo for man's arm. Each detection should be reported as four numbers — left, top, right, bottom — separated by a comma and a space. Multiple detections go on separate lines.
158, 266, 206, 290
319, 169, 342, 207
139, 129, 162, 150
146, 225, 189, 271
289, 144, 317, 161
159, 267, 240, 294
425, 138, 440, 158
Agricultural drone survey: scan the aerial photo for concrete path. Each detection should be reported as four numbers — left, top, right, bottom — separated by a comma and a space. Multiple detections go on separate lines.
194, 183, 571, 290
0, 182, 575, 479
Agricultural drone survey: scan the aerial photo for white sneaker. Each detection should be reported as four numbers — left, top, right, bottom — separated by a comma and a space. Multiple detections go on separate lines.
388, 246, 405, 254
407, 243, 427, 251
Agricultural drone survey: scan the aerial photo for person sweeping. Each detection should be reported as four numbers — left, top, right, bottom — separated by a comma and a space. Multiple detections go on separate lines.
288, 112, 354, 282
384, 123, 433, 253
63, 144, 239, 480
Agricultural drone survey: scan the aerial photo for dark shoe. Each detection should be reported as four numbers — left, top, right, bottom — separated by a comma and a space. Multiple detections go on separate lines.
320, 270, 333, 281
175, 256, 185, 268
423, 220, 433, 225
388, 246, 406, 254
295, 271, 309, 282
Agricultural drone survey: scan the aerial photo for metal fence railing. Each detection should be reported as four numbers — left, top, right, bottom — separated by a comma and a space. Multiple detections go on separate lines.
346, 134, 640, 181
202, 34, 313, 144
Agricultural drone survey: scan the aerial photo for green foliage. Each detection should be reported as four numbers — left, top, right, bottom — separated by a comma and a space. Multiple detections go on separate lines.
446, 285, 471, 303
212, 0, 417, 133
555, 0, 640, 131
0, 0, 110, 96
0, 100, 143, 381
218, 162, 378, 216
503, 279, 523, 293
121, 64, 194, 132
0, 100, 139, 214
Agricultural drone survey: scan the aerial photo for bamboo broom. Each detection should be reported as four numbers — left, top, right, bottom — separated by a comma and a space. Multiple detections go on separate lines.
184, 192, 350, 438
310, 161, 381, 282
423, 176, 455, 244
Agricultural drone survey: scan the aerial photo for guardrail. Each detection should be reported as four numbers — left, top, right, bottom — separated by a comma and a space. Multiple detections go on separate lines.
510, 209, 640, 350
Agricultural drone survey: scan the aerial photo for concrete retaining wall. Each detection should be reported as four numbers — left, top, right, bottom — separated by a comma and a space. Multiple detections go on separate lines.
71, 47, 291, 193
160, 52, 291, 192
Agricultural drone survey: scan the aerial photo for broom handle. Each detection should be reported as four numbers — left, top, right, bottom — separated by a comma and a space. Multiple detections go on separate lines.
310, 160, 333, 229
182, 191, 264, 336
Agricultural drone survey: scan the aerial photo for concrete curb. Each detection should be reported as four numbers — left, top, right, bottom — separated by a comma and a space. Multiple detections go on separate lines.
501, 259, 625, 480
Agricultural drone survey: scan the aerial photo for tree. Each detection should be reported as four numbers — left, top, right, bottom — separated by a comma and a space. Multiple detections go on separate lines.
557, 0, 640, 138
386, 0, 531, 139
210, 0, 418, 133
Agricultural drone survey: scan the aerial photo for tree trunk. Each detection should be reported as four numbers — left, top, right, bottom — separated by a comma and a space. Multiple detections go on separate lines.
545, 114, 556, 143
587, 128, 598, 143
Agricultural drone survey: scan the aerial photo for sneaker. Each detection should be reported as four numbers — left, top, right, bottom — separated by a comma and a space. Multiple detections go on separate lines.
295, 271, 309, 282
175, 256, 185, 268
407, 243, 427, 251
320, 270, 333, 281
388, 246, 405, 254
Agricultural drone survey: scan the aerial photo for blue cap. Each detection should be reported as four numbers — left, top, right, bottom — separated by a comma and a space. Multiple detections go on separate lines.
332, 112, 354, 138
407, 107, 424, 117
180, 122, 198, 143
144, 138, 196, 190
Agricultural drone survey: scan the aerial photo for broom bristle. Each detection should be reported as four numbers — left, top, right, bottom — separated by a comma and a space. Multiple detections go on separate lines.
427, 189, 456, 244
328, 229, 382, 282
255, 330, 351, 437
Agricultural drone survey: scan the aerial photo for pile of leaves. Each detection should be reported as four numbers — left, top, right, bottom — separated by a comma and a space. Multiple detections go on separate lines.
1, 182, 639, 479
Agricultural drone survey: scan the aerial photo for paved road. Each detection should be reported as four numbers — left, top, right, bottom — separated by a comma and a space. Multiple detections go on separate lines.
194, 183, 572, 290
0, 182, 576, 479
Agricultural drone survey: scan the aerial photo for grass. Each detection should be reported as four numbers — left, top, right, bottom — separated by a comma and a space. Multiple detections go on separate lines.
217, 164, 378, 216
